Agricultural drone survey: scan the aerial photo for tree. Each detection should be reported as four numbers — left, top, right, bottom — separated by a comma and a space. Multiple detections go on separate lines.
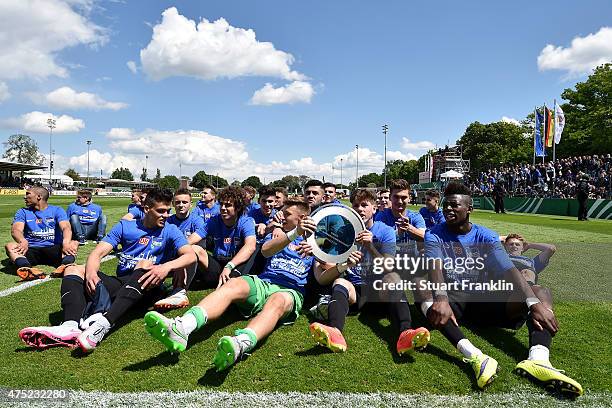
457, 121, 532, 174
558, 63, 612, 156
140, 168, 148, 182
110, 167, 134, 181
270, 175, 300, 192
241, 176, 263, 189
152, 168, 162, 184
2, 134, 44, 165
385, 159, 420, 184
231, 180, 241, 187
64, 169, 80, 181
158, 175, 179, 190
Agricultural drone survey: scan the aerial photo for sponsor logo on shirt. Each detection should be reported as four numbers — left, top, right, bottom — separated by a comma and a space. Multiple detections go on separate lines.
223, 237, 231, 244
35, 219, 42, 224
139, 237, 150, 245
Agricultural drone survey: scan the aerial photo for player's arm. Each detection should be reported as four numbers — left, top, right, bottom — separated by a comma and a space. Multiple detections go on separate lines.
10, 221, 28, 254
261, 216, 316, 257
314, 251, 362, 286
217, 235, 257, 288
121, 213, 135, 220
58, 220, 78, 256
84, 241, 113, 295
139, 244, 197, 290
526, 242, 556, 267
187, 232, 203, 245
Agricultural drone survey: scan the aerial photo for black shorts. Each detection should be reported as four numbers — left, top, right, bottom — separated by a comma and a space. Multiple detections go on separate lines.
97, 271, 165, 302
25, 245, 63, 267
447, 291, 528, 330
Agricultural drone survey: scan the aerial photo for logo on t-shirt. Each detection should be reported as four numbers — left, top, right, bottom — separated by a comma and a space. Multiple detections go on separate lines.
139, 237, 150, 245
35, 219, 42, 224
223, 237, 231, 244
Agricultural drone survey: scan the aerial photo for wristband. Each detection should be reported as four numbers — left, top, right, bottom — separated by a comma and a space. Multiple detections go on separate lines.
285, 227, 299, 242
225, 261, 236, 271
336, 262, 349, 274
526, 297, 541, 309
420, 300, 433, 316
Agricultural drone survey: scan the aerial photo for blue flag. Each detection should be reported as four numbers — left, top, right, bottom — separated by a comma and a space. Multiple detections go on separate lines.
535, 111, 545, 157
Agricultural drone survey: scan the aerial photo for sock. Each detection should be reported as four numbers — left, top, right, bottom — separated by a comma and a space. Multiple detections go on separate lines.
528, 345, 550, 362
526, 317, 553, 349
61, 275, 87, 323
15, 257, 31, 268
457, 338, 483, 359
235, 327, 257, 352
61, 255, 76, 265
104, 269, 147, 325
387, 295, 412, 338
182, 306, 208, 335
328, 284, 350, 332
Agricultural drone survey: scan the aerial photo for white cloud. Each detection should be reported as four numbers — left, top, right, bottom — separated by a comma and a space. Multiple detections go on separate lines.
501, 116, 520, 125
249, 81, 314, 105
0, 82, 10, 103
537, 27, 612, 76
401, 137, 435, 151
32, 86, 128, 110
139, 7, 306, 82
1, 111, 85, 133
126, 61, 138, 74
0, 0, 106, 80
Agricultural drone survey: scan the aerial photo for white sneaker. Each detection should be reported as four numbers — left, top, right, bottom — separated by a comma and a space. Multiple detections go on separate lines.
80, 312, 104, 330
154, 288, 189, 311
144, 311, 189, 353
308, 294, 332, 321
76, 316, 111, 353
19, 322, 82, 349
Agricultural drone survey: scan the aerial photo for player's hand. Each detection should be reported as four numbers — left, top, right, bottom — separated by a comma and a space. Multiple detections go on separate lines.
297, 241, 313, 258
15, 240, 28, 255
256, 223, 267, 237
297, 216, 316, 236
217, 267, 232, 288
428, 300, 458, 328
395, 216, 411, 233
272, 211, 285, 225
272, 227, 285, 239
62, 240, 78, 256
356, 230, 373, 247
347, 250, 363, 267
529, 303, 558, 334
85, 272, 101, 296
138, 264, 170, 290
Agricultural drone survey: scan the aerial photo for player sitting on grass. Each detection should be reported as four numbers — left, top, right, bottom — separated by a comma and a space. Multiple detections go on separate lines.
144, 199, 316, 371
128, 189, 141, 211
502, 234, 555, 285
67, 189, 107, 245
194, 185, 220, 224
153, 188, 207, 310
122, 189, 148, 221
5, 187, 78, 281
420, 182, 582, 395
18, 188, 196, 352
309, 189, 430, 354
418, 189, 444, 229
194, 186, 257, 288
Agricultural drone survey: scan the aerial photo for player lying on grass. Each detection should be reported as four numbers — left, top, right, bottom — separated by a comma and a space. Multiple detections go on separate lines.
67, 189, 107, 245
419, 182, 582, 395
191, 186, 257, 288
502, 234, 555, 285
5, 186, 78, 281
309, 189, 430, 354
153, 188, 207, 310
144, 199, 316, 371
18, 188, 196, 353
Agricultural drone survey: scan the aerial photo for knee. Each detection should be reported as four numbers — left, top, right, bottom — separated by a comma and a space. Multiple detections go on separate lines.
266, 292, 292, 313
332, 277, 351, 289
382, 271, 401, 284
64, 264, 85, 278
532, 285, 553, 303
135, 259, 154, 270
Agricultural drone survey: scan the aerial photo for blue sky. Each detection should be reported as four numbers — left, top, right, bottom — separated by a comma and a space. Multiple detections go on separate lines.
1, 0, 611, 183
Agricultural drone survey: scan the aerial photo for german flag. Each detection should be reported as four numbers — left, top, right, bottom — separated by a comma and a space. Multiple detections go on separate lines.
544, 106, 554, 148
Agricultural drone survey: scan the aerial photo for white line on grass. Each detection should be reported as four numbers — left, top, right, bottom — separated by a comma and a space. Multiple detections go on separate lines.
0, 254, 117, 298
10, 389, 612, 408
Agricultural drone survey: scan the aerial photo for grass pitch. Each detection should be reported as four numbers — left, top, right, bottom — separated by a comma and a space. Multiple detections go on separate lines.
0, 195, 610, 405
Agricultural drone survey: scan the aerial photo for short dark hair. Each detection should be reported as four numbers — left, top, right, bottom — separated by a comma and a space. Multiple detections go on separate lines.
274, 187, 288, 197
283, 199, 310, 215
258, 186, 276, 200
304, 179, 323, 191
77, 189, 92, 199
243, 185, 257, 196
378, 188, 389, 195
322, 182, 336, 190
389, 179, 410, 194
425, 189, 440, 199
144, 187, 174, 207
174, 188, 192, 198
30, 186, 49, 201
218, 186, 248, 216
203, 185, 217, 195
444, 181, 472, 197
350, 189, 377, 205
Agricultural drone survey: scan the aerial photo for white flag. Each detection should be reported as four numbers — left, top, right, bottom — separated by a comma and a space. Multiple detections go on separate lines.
554, 102, 565, 144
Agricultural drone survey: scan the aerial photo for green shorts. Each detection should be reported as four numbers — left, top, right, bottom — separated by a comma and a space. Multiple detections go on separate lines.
236, 275, 304, 325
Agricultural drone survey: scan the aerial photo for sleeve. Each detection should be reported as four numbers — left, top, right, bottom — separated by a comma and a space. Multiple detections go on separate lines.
199, 216, 210, 239
533, 255, 549, 274
169, 225, 189, 252
55, 207, 69, 222
411, 212, 426, 229
373, 211, 383, 222
66, 203, 75, 217
128, 206, 140, 217
484, 235, 515, 276
193, 215, 206, 238
102, 222, 123, 249
423, 230, 443, 260
13, 209, 26, 224
379, 226, 396, 256
241, 216, 256, 238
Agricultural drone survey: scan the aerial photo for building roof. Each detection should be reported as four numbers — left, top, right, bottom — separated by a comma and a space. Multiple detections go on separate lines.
0, 160, 47, 172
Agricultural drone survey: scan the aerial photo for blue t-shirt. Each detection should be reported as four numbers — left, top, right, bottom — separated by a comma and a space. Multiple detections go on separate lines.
246, 202, 261, 213
201, 214, 256, 259
128, 205, 145, 220
13, 205, 68, 248
247, 208, 277, 244
166, 211, 206, 240
424, 223, 515, 287
127, 203, 138, 211
102, 219, 188, 277
346, 221, 396, 286
419, 207, 445, 229
67, 202, 103, 225
195, 201, 220, 224
374, 208, 426, 255
259, 234, 315, 294
508, 254, 548, 282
